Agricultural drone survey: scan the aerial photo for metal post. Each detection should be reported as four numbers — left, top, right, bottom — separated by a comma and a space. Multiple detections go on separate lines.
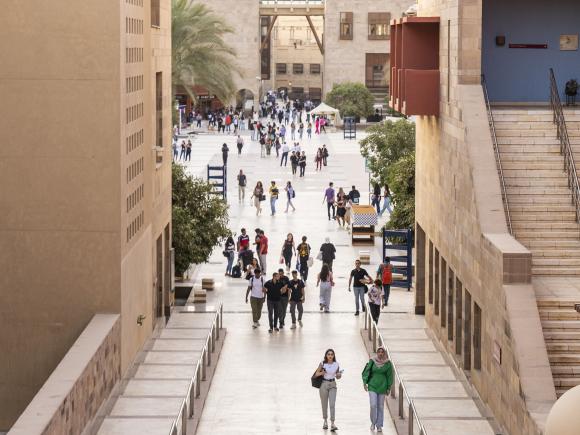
364, 308, 368, 330
189, 384, 195, 417
367, 314, 372, 340
372, 325, 377, 352
207, 337, 212, 366
195, 367, 201, 397
390, 381, 396, 398
181, 406, 187, 435
408, 405, 414, 435
201, 349, 207, 380
398, 383, 404, 419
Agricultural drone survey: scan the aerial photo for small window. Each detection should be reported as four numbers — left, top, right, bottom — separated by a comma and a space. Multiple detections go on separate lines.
340, 12, 353, 40
310, 63, 321, 74
276, 63, 287, 74
368, 13, 390, 40
293, 63, 304, 74
151, 0, 160, 27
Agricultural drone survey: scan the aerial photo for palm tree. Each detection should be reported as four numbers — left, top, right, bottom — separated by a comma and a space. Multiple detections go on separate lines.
172, 0, 240, 104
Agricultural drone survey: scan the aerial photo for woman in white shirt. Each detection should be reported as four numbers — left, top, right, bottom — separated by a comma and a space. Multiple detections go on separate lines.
314, 349, 342, 431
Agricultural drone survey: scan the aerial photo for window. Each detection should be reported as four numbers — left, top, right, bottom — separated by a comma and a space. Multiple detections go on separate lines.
428, 241, 433, 304
455, 278, 463, 355
276, 63, 287, 74
441, 257, 447, 328
151, 0, 160, 27
293, 63, 304, 74
310, 63, 321, 74
447, 268, 454, 341
340, 12, 353, 40
368, 13, 390, 40
155, 72, 163, 148
434, 248, 440, 315
473, 301, 481, 370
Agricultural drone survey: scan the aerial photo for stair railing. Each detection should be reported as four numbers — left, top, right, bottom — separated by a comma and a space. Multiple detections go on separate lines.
481, 75, 513, 234
550, 68, 580, 226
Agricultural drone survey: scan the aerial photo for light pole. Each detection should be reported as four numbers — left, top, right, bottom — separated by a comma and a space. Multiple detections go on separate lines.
175, 101, 181, 134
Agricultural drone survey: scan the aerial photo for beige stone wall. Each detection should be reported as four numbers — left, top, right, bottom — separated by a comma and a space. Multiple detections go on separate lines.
8, 315, 121, 435
0, 0, 172, 428
414, 1, 556, 434
323, 0, 414, 95
271, 16, 323, 94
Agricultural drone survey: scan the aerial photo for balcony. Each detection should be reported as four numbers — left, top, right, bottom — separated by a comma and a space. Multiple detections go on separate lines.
389, 16, 440, 116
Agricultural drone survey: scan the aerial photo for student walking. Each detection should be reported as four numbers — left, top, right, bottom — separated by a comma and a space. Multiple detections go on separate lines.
269, 181, 279, 216
362, 347, 394, 432
315, 148, 324, 171
245, 269, 265, 329
314, 349, 342, 431
222, 143, 229, 166
264, 272, 286, 333
285, 181, 296, 212
317, 263, 334, 312
376, 257, 393, 306
368, 279, 385, 323
179, 141, 186, 160
348, 259, 372, 316
237, 170, 247, 202
335, 188, 348, 227
319, 237, 336, 271
290, 152, 298, 175
280, 143, 289, 166
371, 183, 381, 214
236, 135, 244, 155
224, 236, 236, 276
297, 236, 311, 282
257, 229, 269, 274
323, 182, 336, 220
299, 151, 307, 177
288, 270, 305, 328
277, 269, 290, 328
281, 233, 297, 272
185, 140, 192, 161
251, 181, 264, 216
378, 184, 393, 216
322, 145, 329, 166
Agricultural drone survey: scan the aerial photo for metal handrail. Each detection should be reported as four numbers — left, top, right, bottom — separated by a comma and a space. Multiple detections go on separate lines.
481, 75, 513, 234
549, 68, 580, 229
364, 303, 428, 435
168, 303, 223, 435
259, 0, 324, 5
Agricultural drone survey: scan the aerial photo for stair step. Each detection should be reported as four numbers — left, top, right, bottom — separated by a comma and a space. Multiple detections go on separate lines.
524, 239, 580, 248
546, 340, 580, 351
542, 320, 580, 330
494, 121, 555, 130
533, 266, 580, 275
504, 173, 569, 181
496, 129, 556, 138
497, 137, 560, 145
533, 249, 580, 258
538, 299, 580, 308
548, 353, 580, 364
553, 377, 580, 388
516, 230, 579, 239
540, 310, 580, 320
508, 195, 576, 205
502, 162, 565, 171
550, 365, 580, 375
544, 330, 580, 341
514, 222, 579, 231
510, 204, 575, 212
510, 212, 577, 221
500, 153, 563, 162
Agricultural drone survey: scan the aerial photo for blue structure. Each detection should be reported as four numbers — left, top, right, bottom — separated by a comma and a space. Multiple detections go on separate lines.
207, 165, 227, 201
382, 228, 413, 291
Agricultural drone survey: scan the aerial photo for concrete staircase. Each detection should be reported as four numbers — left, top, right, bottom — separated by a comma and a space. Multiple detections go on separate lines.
368, 86, 388, 109
537, 299, 580, 397
494, 107, 580, 276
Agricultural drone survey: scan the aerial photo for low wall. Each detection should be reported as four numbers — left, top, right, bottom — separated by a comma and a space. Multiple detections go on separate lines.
8, 314, 120, 435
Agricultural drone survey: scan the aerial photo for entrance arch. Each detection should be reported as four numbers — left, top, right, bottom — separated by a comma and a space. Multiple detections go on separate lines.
236, 89, 255, 113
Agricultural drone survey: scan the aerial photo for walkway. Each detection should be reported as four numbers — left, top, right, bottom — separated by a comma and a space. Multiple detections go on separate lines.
184, 126, 401, 434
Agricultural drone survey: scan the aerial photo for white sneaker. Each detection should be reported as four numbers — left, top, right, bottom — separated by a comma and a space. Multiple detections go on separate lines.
290, 324, 296, 329
377, 428, 382, 433
370, 424, 375, 431
252, 322, 258, 329
298, 320, 303, 327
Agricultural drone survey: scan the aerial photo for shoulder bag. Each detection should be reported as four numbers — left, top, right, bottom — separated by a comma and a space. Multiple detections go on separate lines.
311, 363, 324, 389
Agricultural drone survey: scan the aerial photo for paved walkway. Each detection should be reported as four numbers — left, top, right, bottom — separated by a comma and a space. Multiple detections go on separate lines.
183, 126, 404, 434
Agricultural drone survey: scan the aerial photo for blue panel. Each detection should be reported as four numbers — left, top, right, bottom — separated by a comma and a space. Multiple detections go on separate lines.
483, 0, 580, 102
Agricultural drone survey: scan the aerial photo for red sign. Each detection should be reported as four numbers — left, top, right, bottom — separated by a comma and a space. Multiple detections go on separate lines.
508, 43, 548, 49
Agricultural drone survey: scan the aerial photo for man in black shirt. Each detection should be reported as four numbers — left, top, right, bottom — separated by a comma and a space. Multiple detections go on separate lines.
288, 270, 305, 329
277, 269, 290, 328
348, 185, 360, 205
348, 259, 372, 316
239, 246, 254, 271
319, 237, 336, 271
297, 236, 311, 282
264, 272, 286, 332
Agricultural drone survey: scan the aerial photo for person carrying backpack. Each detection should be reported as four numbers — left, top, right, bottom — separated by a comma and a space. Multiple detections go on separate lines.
297, 236, 312, 282
245, 268, 265, 329
361, 347, 394, 432
376, 257, 393, 307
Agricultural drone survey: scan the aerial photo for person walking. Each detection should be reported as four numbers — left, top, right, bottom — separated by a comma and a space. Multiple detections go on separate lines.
290, 121, 296, 141
378, 184, 393, 217
297, 236, 311, 282
376, 257, 393, 307
186, 140, 192, 161
257, 229, 268, 274
280, 142, 290, 166
335, 188, 348, 228
281, 233, 297, 272
252, 181, 264, 215
285, 181, 296, 212
315, 117, 320, 134
264, 272, 285, 333
277, 268, 290, 328
315, 148, 324, 171
179, 140, 186, 160
348, 259, 372, 316
222, 142, 229, 166
317, 263, 334, 312
299, 121, 304, 140
237, 170, 247, 202
299, 151, 307, 177
290, 151, 298, 175
371, 183, 381, 214
314, 349, 342, 431
172, 139, 178, 161
368, 279, 384, 323
224, 236, 236, 276
269, 180, 279, 216
245, 268, 265, 329
237, 228, 250, 251
323, 182, 336, 221
348, 185, 361, 205
319, 237, 336, 271
236, 135, 244, 155
288, 270, 305, 329
322, 145, 329, 166
307, 122, 312, 139
362, 347, 394, 432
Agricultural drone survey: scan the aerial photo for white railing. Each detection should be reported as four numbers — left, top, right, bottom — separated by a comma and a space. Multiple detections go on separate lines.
168, 303, 223, 435
364, 303, 428, 435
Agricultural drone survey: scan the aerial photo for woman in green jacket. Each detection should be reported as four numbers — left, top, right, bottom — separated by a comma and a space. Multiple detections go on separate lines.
361, 347, 394, 432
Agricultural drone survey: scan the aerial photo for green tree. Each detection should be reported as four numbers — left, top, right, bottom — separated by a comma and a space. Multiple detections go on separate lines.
359, 119, 415, 186
385, 153, 415, 229
172, 0, 239, 104
172, 164, 231, 276
325, 82, 374, 118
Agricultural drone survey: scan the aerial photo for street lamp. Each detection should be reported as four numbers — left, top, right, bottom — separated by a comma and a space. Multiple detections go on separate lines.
175, 101, 181, 134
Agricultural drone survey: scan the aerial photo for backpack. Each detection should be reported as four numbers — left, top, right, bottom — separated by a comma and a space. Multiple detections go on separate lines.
381, 264, 393, 284
231, 265, 241, 278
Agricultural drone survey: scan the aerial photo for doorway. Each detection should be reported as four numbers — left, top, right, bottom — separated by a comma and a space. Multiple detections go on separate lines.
365, 53, 389, 88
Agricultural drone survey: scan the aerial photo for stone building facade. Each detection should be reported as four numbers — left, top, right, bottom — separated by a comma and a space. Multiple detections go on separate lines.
409, 1, 557, 434
0, 0, 172, 429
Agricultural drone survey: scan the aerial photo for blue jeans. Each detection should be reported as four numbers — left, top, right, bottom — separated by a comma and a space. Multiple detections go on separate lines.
226, 251, 234, 274
270, 197, 277, 215
383, 284, 391, 304
369, 391, 386, 428
379, 196, 393, 216
353, 286, 366, 312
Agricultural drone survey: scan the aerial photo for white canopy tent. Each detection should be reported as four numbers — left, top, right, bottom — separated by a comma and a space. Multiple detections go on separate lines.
310, 102, 342, 126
